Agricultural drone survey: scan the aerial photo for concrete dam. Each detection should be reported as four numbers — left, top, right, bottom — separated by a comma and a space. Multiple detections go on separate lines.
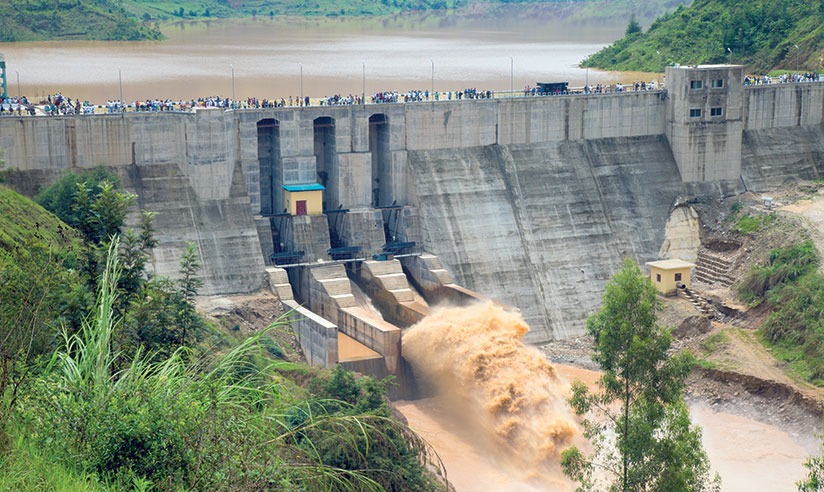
3, 65, 824, 365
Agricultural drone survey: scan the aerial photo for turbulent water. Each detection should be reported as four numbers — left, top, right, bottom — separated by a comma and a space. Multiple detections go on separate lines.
402, 302, 578, 484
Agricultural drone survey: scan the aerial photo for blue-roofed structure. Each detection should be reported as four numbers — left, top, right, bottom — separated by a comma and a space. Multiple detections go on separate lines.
283, 183, 325, 192
283, 183, 325, 215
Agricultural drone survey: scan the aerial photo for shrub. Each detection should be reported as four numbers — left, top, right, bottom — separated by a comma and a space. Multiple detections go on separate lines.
739, 240, 818, 302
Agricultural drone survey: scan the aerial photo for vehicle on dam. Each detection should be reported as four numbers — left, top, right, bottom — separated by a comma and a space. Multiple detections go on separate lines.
537, 81, 569, 95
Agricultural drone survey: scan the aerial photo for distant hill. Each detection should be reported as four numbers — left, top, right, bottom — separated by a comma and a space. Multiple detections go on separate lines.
0, 0, 162, 41
583, 0, 824, 73
0, 0, 687, 42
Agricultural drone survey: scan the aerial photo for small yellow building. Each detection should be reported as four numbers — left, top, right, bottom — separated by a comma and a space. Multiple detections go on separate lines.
646, 259, 695, 295
283, 183, 325, 216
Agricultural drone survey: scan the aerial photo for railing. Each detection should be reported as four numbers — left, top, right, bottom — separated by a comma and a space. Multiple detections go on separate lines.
11, 77, 824, 118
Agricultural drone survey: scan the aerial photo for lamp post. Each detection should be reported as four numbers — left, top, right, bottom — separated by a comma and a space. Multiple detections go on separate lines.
430, 59, 434, 100
586, 66, 589, 93
362, 61, 365, 105
15, 70, 19, 100
656, 50, 661, 88
118, 67, 123, 109
230, 63, 235, 107
727, 47, 732, 65
510, 56, 514, 95
299, 62, 303, 106
795, 44, 800, 75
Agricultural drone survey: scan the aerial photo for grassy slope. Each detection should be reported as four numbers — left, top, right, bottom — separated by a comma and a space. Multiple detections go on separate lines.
583, 0, 824, 73
0, 184, 79, 253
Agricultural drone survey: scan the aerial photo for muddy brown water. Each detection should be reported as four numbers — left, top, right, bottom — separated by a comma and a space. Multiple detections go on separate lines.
397, 303, 820, 492
0, 12, 656, 103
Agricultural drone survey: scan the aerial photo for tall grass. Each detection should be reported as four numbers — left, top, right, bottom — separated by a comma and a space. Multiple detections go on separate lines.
8, 238, 446, 491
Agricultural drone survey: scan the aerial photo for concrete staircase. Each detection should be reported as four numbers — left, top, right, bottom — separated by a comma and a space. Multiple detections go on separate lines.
677, 285, 719, 319
694, 249, 735, 287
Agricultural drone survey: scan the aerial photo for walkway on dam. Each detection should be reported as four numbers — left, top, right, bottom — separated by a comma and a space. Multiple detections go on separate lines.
2, 83, 666, 116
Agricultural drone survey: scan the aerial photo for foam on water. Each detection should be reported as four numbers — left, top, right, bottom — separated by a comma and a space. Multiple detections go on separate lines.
402, 301, 578, 482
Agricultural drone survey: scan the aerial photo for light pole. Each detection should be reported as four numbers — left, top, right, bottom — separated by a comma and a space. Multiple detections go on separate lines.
230, 63, 235, 107
430, 59, 434, 100
727, 47, 732, 65
15, 70, 19, 100
299, 62, 303, 106
656, 50, 661, 88
362, 61, 365, 105
510, 56, 514, 95
118, 67, 123, 109
586, 66, 589, 93
795, 44, 800, 75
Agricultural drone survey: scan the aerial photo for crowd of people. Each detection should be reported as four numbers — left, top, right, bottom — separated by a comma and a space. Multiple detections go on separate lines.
3, 72, 823, 117
0, 96, 35, 115
745, 72, 821, 85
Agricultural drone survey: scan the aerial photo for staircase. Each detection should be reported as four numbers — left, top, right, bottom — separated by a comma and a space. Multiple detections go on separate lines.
677, 285, 723, 322
694, 249, 735, 287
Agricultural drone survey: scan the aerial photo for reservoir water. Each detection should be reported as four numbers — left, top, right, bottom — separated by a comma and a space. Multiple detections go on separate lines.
0, 11, 647, 103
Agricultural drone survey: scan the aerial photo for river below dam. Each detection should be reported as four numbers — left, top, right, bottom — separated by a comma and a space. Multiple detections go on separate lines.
0, 10, 655, 103
396, 364, 818, 492
397, 303, 820, 492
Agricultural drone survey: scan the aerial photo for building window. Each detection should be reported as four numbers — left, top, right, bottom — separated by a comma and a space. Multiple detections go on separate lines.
690, 80, 703, 90
711, 107, 723, 117
689, 108, 702, 118
675, 273, 682, 282
656, 273, 661, 282
712, 79, 724, 88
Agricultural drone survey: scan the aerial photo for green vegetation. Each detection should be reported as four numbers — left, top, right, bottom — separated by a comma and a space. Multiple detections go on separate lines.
0, 179, 443, 490
126, 0, 466, 20
561, 258, 719, 491
798, 441, 824, 491
738, 240, 824, 385
692, 357, 718, 370
0, 0, 162, 41
583, 0, 824, 73
0, 0, 465, 41
701, 331, 728, 352
735, 212, 776, 235
739, 240, 818, 302
0, 0, 687, 42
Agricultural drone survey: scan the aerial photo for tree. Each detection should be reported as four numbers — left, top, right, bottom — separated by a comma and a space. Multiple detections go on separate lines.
118, 210, 157, 301
625, 14, 642, 36
177, 242, 203, 347
561, 258, 719, 492
798, 442, 824, 491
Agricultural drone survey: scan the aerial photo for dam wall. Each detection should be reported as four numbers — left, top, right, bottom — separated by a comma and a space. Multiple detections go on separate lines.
2, 65, 824, 341
408, 136, 683, 342
739, 83, 824, 191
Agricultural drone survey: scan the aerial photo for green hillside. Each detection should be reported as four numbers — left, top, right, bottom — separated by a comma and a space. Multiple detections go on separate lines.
583, 0, 824, 73
123, 0, 466, 20
0, 0, 687, 42
0, 0, 162, 41
0, 184, 79, 253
